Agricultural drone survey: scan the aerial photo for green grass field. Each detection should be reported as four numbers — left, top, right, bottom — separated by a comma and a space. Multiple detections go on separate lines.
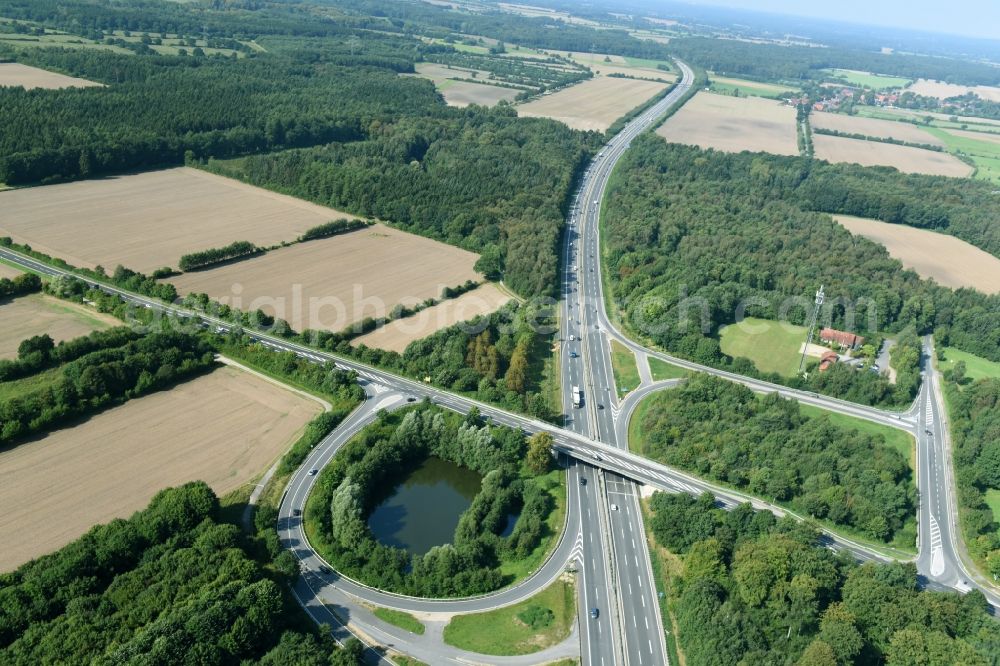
938, 346, 1000, 381
925, 127, 1000, 184
718, 317, 808, 377
708, 75, 797, 98
648, 357, 688, 381
372, 608, 425, 635
985, 490, 1000, 527
442, 578, 576, 655
825, 68, 911, 89
610, 339, 641, 393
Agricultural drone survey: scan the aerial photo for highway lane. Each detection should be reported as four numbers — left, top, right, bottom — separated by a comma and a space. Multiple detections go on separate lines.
561, 58, 686, 666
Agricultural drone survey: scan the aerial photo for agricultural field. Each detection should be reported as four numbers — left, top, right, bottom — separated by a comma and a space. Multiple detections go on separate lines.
811, 134, 973, 177
0, 294, 119, 359
0, 365, 322, 571
353, 283, 510, 353
708, 73, 798, 97
926, 127, 1000, 184
718, 316, 809, 377
0, 262, 22, 279
811, 112, 944, 146
833, 215, 1000, 294
169, 224, 482, 334
409, 63, 519, 107
547, 50, 675, 80
0, 167, 357, 274
825, 69, 912, 89
907, 78, 1000, 102
518, 76, 668, 131
938, 347, 1000, 381
0, 62, 101, 89
657, 92, 799, 155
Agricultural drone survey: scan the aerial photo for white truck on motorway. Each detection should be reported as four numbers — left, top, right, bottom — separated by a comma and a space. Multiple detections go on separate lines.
572, 385, 582, 408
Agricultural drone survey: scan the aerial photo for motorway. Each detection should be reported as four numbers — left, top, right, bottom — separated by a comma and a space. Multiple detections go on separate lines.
3, 53, 998, 664
559, 59, 696, 666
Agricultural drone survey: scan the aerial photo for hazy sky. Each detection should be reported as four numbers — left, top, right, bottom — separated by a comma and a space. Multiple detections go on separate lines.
684, 0, 1000, 40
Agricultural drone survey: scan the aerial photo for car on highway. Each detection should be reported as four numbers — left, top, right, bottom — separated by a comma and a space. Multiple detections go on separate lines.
293, 509, 302, 516
590, 608, 600, 619
569, 334, 575, 341
406, 396, 417, 402
318, 566, 331, 575
610, 504, 618, 511
569, 351, 579, 358
580, 477, 587, 486
308, 468, 318, 476
597, 403, 604, 410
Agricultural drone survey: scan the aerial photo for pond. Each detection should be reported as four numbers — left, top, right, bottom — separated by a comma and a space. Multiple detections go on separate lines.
367, 456, 483, 556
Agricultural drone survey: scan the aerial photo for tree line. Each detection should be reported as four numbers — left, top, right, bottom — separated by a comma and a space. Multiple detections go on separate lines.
0, 482, 363, 664
298, 218, 371, 242
0, 271, 40, 300
178, 240, 261, 271
945, 373, 1000, 580
0, 330, 216, 443
648, 491, 1000, 665
635, 375, 916, 543
307, 405, 558, 597
666, 35, 1000, 86
603, 138, 1000, 402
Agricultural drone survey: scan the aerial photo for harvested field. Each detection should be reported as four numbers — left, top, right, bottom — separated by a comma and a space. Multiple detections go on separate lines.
945, 128, 1000, 146
812, 134, 973, 177
833, 215, 1000, 294
0, 62, 102, 89
657, 92, 798, 155
169, 225, 481, 333
907, 78, 1000, 102
709, 74, 797, 96
0, 365, 322, 570
438, 80, 520, 106
0, 263, 22, 280
811, 112, 944, 146
353, 283, 511, 353
0, 294, 119, 359
0, 167, 358, 274
517, 76, 668, 131
409, 63, 521, 106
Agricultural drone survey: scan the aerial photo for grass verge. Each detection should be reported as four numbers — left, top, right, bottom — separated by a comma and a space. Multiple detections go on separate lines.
938, 346, 1000, 381
648, 357, 688, 381
640, 497, 686, 666
499, 468, 567, 581
610, 339, 640, 393
442, 577, 576, 655
373, 607, 425, 635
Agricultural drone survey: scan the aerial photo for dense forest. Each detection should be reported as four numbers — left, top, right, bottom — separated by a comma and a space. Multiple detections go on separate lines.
666, 36, 1000, 86
0, 330, 216, 443
946, 373, 1000, 578
648, 491, 1000, 665
603, 139, 1000, 393
635, 375, 915, 543
204, 108, 596, 298
307, 405, 559, 596
0, 482, 363, 665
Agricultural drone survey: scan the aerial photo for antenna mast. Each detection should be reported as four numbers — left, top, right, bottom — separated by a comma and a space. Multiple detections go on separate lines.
798, 285, 825, 375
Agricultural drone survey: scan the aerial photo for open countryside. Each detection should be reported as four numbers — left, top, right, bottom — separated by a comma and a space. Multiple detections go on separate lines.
0, 294, 119, 359
833, 215, 1000, 294
907, 78, 1000, 101
353, 283, 511, 353
811, 133, 974, 177
657, 92, 798, 155
0, 364, 321, 571
410, 62, 520, 107
0, 62, 101, 89
168, 224, 484, 333
517, 76, 669, 131
0, 167, 358, 273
